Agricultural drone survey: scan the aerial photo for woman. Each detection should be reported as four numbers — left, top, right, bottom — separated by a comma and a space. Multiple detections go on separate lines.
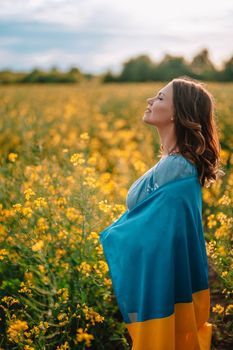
126, 76, 225, 211
99, 76, 225, 350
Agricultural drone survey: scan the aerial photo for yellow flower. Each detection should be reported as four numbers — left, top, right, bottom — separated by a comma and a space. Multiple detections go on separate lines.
218, 194, 231, 206
98, 200, 111, 213
216, 212, 228, 224
87, 156, 97, 166
218, 245, 226, 256
56, 342, 69, 350
34, 197, 48, 209
55, 197, 67, 208
38, 265, 45, 273
18, 282, 33, 296
221, 271, 228, 277
93, 260, 109, 277
37, 217, 49, 231
82, 305, 104, 325
8, 153, 18, 162
66, 207, 79, 221
133, 159, 147, 173
31, 240, 44, 252
98, 261, 108, 274
25, 271, 33, 282
0, 248, 8, 261
76, 328, 94, 347
95, 314, 105, 323
225, 304, 233, 315
7, 319, 28, 343
220, 149, 229, 165
21, 206, 33, 218
95, 245, 103, 255
70, 153, 85, 166
215, 225, 229, 239
24, 188, 35, 200
77, 262, 92, 277
57, 313, 69, 325
56, 288, 69, 303
212, 303, 224, 314
42, 275, 49, 284
1, 296, 19, 307
83, 176, 97, 188
12, 203, 22, 213
80, 132, 90, 141
202, 188, 215, 205
207, 214, 217, 229
104, 277, 112, 288
39, 321, 49, 330
87, 231, 99, 243
58, 230, 69, 239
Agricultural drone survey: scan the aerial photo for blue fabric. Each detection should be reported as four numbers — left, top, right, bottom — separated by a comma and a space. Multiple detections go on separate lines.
99, 175, 209, 325
126, 154, 198, 211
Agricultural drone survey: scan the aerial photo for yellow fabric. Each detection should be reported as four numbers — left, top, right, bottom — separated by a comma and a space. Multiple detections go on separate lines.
126, 288, 212, 350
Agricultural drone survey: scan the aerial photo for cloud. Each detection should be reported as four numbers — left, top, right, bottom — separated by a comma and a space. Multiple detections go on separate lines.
0, 36, 23, 46
0, 0, 232, 73
0, 0, 131, 31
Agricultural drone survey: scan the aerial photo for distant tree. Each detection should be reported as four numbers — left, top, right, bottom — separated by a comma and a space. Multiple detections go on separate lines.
68, 67, 81, 75
102, 69, 119, 82
20, 66, 87, 83
0, 69, 24, 84
152, 54, 192, 81
47, 66, 61, 82
118, 55, 154, 82
83, 73, 94, 80
21, 68, 47, 83
189, 48, 217, 80
217, 55, 233, 81
50, 65, 59, 73
67, 66, 84, 83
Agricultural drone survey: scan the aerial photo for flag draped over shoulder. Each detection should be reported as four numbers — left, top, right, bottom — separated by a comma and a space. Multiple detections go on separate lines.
99, 175, 212, 350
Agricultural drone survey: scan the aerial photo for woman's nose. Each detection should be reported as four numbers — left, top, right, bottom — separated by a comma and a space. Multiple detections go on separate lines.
147, 97, 153, 104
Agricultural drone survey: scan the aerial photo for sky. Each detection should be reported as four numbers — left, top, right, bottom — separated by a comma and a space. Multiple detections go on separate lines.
0, 0, 232, 74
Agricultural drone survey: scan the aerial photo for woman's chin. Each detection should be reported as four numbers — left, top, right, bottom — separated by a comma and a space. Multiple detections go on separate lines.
142, 113, 153, 124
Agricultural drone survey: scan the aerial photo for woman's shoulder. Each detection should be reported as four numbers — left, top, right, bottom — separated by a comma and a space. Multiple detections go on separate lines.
149, 154, 198, 189
157, 154, 197, 169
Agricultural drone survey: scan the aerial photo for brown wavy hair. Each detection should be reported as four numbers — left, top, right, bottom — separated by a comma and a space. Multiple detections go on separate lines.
159, 75, 225, 188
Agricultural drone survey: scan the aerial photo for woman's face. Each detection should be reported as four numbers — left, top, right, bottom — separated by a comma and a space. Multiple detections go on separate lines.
143, 82, 174, 127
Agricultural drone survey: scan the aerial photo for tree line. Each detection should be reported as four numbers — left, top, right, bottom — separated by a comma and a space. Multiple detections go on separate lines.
103, 49, 233, 83
0, 67, 93, 85
0, 48, 232, 84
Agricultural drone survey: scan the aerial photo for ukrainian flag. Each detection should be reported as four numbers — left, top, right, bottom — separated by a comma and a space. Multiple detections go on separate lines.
99, 175, 212, 350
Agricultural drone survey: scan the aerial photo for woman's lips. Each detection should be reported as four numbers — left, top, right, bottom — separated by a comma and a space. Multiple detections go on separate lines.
145, 108, 151, 112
